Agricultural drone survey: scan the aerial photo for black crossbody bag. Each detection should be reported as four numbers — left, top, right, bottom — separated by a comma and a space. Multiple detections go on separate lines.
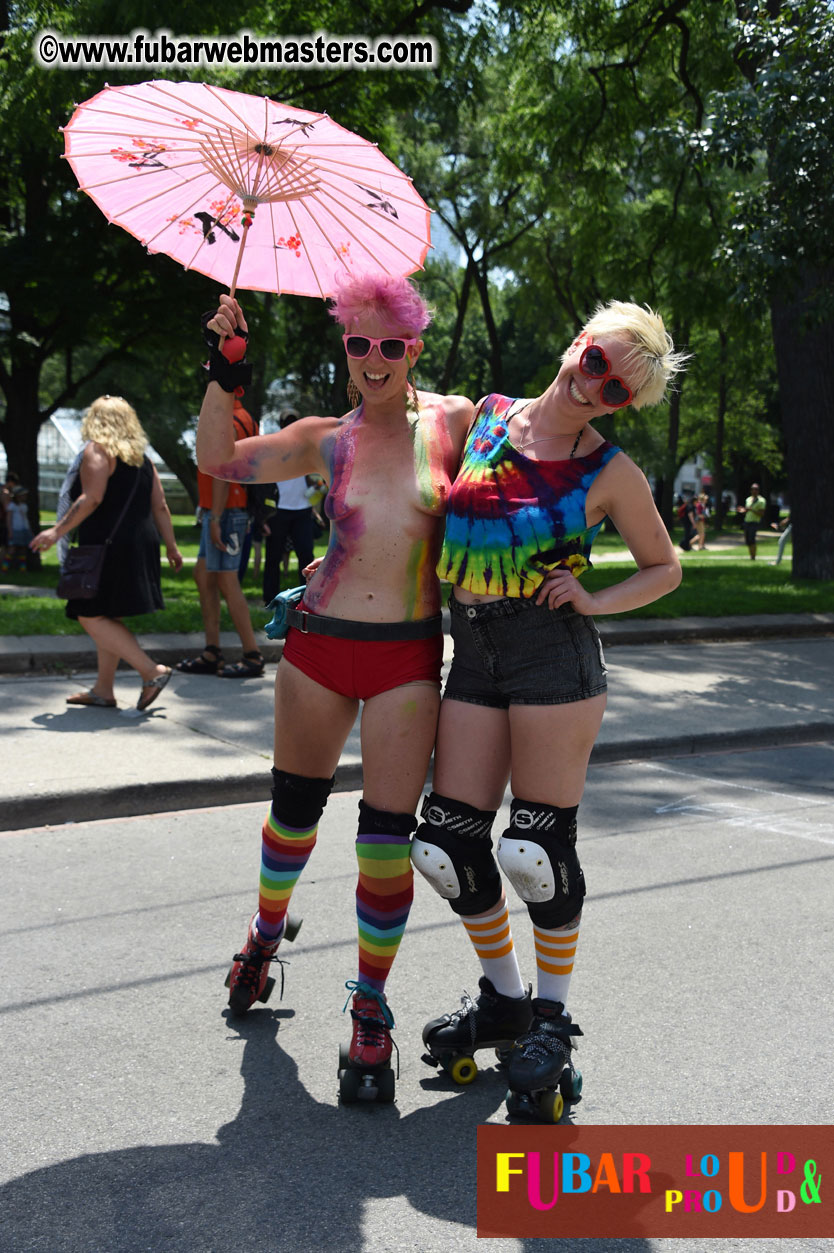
57, 466, 141, 600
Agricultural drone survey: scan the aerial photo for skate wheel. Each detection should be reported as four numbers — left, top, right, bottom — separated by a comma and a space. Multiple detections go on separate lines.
559, 1066, 583, 1103
505, 1090, 528, 1119
338, 1043, 351, 1072
283, 913, 302, 943
376, 1067, 396, 1103
449, 1055, 478, 1086
224, 970, 231, 988
257, 975, 275, 1004
539, 1089, 565, 1123
339, 1066, 361, 1104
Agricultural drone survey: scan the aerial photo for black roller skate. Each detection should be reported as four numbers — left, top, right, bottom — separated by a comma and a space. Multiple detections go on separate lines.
505, 998, 583, 1123
338, 982, 397, 1104
224, 913, 301, 1014
422, 976, 533, 1085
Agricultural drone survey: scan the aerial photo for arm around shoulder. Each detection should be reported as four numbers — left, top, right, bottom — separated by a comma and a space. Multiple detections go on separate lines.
442, 394, 476, 458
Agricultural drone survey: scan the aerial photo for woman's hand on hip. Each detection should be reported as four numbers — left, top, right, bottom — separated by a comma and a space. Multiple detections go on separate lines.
535, 568, 596, 614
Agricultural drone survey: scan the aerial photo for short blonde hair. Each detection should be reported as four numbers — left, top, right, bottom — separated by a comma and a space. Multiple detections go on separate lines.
565, 301, 690, 409
81, 396, 147, 466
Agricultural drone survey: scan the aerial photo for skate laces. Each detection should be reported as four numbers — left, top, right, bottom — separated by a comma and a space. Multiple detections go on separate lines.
343, 981, 399, 1075
342, 981, 395, 1029
445, 989, 479, 1048
517, 1023, 571, 1065
517, 1011, 581, 1064
232, 941, 288, 1000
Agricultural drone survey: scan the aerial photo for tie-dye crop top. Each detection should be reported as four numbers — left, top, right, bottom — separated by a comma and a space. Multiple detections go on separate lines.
439, 394, 621, 598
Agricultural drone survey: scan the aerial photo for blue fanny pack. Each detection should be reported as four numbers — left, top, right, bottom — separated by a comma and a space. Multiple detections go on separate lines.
264, 585, 305, 640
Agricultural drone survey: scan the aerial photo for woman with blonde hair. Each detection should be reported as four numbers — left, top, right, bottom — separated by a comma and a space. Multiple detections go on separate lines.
414, 301, 688, 1119
31, 395, 183, 710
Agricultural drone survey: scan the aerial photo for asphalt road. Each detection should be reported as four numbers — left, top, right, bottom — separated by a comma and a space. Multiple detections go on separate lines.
1, 742, 833, 1253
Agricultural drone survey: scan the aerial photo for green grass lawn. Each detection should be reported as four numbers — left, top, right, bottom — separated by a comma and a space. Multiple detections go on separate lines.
0, 513, 327, 637
1, 520, 829, 636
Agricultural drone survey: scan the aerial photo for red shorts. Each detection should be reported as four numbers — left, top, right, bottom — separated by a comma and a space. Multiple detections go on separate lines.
282, 624, 443, 700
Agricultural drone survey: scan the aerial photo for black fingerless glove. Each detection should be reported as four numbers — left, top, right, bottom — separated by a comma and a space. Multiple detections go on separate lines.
201, 310, 253, 394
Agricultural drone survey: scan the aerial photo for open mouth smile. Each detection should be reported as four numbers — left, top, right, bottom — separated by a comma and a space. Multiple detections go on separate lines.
363, 370, 390, 387
569, 378, 591, 406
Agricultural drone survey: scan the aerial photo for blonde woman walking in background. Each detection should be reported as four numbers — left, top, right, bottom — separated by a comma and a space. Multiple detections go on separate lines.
31, 396, 183, 711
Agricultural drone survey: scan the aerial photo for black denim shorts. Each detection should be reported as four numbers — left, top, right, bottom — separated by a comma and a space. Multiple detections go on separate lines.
444, 593, 608, 708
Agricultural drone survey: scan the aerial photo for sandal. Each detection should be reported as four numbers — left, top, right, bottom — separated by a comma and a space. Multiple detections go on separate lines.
218, 651, 265, 679
66, 691, 117, 708
137, 667, 173, 711
176, 644, 225, 674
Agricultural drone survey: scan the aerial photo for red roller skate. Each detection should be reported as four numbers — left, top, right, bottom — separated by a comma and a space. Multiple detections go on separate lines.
337, 982, 397, 1104
224, 913, 301, 1014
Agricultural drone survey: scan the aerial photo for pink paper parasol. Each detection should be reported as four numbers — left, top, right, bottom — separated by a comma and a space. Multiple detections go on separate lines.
62, 80, 432, 297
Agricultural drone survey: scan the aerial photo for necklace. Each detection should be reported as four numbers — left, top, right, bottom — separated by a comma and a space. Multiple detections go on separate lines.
518, 405, 585, 458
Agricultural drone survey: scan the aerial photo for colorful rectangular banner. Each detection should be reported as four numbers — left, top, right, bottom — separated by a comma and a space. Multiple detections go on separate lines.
477, 1125, 831, 1238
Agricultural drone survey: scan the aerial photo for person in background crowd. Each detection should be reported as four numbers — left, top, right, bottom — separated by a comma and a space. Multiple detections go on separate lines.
738, 483, 766, 560
176, 397, 265, 678
261, 410, 317, 606
30, 396, 182, 710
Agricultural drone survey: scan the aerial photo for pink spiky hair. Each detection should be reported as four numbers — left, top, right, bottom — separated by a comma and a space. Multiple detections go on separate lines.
329, 270, 433, 334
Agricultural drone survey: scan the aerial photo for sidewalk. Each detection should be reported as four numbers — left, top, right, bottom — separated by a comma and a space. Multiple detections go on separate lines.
1, 614, 832, 831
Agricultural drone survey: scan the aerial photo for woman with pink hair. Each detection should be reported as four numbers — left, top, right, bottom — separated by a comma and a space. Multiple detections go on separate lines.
197, 274, 472, 1099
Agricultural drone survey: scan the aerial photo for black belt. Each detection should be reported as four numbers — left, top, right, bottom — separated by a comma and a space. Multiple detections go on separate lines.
286, 608, 442, 641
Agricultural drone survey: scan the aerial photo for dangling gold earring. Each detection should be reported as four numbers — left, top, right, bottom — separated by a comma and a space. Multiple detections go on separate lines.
347, 379, 361, 409
406, 368, 420, 413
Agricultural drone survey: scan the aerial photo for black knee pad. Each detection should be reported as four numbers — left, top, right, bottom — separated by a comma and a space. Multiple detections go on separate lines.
497, 799, 586, 928
357, 800, 418, 840
410, 792, 502, 916
270, 767, 334, 829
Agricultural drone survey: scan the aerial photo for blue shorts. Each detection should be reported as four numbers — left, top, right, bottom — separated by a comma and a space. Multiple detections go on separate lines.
198, 508, 250, 573
444, 592, 608, 708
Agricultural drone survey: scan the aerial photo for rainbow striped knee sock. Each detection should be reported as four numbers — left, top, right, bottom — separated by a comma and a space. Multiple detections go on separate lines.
255, 808, 318, 944
355, 826, 414, 993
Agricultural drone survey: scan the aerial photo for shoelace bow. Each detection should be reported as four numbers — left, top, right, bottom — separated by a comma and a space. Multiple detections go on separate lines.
445, 989, 478, 1048
517, 1018, 572, 1063
343, 981, 400, 1076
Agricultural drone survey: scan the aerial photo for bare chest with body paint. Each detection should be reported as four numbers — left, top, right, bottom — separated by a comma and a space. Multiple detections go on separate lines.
303, 398, 457, 621
325, 400, 454, 527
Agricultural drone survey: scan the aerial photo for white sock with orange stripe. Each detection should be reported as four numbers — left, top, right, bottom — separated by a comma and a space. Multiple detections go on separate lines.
461, 896, 525, 999
533, 916, 581, 1007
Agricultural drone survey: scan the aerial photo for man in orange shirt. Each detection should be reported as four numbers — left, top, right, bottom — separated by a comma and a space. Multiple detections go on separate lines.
177, 398, 265, 678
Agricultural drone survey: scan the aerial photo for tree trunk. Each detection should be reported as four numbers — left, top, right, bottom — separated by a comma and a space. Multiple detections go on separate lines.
770, 270, 834, 579
658, 322, 690, 530
438, 259, 474, 394
472, 260, 503, 391
1, 366, 45, 543
143, 425, 199, 509
659, 386, 681, 531
713, 329, 727, 528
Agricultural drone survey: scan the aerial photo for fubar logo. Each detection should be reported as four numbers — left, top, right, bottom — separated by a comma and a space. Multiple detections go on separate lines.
477, 1125, 830, 1239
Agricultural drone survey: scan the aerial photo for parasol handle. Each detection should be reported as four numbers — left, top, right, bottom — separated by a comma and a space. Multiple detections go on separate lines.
228, 200, 256, 300
218, 202, 255, 354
